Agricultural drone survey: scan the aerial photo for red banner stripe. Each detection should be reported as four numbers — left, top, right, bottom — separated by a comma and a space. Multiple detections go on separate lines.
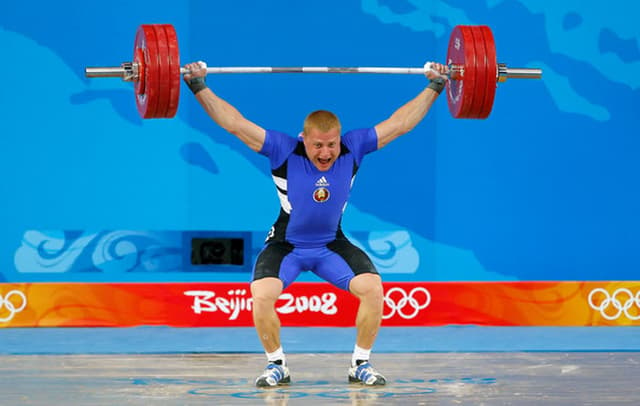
1, 282, 639, 327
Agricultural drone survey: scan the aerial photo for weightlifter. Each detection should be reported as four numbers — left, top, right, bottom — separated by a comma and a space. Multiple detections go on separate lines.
183, 60, 447, 387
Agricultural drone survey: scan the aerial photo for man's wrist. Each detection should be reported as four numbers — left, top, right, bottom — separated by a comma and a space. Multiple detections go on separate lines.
427, 77, 446, 95
187, 77, 207, 95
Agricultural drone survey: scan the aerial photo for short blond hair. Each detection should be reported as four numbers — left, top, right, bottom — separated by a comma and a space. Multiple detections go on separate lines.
303, 110, 341, 135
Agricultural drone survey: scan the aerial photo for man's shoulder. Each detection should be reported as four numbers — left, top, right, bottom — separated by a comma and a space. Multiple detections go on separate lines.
262, 129, 299, 156
342, 127, 376, 142
341, 127, 378, 155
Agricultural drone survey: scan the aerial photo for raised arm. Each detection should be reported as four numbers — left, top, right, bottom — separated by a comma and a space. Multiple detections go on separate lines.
183, 62, 266, 152
374, 62, 447, 149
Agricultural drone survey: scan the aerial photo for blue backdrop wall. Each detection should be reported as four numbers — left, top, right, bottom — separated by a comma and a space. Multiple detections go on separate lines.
1, 0, 638, 283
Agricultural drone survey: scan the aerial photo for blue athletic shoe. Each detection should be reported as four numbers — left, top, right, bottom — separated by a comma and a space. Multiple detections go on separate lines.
348, 361, 386, 385
255, 363, 291, 387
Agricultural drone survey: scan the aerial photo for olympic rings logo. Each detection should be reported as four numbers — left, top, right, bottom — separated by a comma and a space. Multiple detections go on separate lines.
383, 287, 431, 320
0, 290, 27, 323
588, 288, 640, 321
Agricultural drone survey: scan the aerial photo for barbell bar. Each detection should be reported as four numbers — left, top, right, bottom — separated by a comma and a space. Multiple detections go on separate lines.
85, 24, 542, 119
86, 64, 542, 77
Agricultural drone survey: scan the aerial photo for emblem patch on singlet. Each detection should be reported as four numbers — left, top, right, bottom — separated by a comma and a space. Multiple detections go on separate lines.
313, 187, 330, 202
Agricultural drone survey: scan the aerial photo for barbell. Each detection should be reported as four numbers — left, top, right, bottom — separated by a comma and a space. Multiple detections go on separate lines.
85, 24, 542, 120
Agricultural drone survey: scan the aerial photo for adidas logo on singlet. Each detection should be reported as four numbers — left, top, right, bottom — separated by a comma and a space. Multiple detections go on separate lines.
315, 176, 330, 187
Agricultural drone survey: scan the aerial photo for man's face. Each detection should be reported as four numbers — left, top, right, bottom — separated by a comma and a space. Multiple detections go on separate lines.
303, 127, 341, 171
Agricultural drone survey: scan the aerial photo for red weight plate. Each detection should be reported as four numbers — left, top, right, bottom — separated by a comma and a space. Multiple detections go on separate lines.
152, 24, 171, 119
461, 26, 481, 118
445, 26, 465, 117
134, 25, 160, 118
467, 26, 488, 119
163, 24, 181, 118
446, 26, 477, 118
478, 25, 497, 119
133, 27, 148, 117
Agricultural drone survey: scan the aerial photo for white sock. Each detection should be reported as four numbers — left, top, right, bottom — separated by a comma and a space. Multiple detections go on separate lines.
352, 345, 371, 367
266, 347, 286, 365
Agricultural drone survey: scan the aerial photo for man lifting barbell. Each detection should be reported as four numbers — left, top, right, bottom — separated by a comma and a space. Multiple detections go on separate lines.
182, 59, 448, 387
84, 23, 541, 387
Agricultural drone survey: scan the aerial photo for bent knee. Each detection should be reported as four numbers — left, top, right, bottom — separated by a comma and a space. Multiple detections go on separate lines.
251, 277, 283, 304
349, 273, 383, 299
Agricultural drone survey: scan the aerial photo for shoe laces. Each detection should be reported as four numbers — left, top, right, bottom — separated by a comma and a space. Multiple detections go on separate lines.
354, 362, 380, 383
264, 363, 285, 381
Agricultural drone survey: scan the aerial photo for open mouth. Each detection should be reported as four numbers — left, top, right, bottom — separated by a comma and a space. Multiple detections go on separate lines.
318, 158, 331, 165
